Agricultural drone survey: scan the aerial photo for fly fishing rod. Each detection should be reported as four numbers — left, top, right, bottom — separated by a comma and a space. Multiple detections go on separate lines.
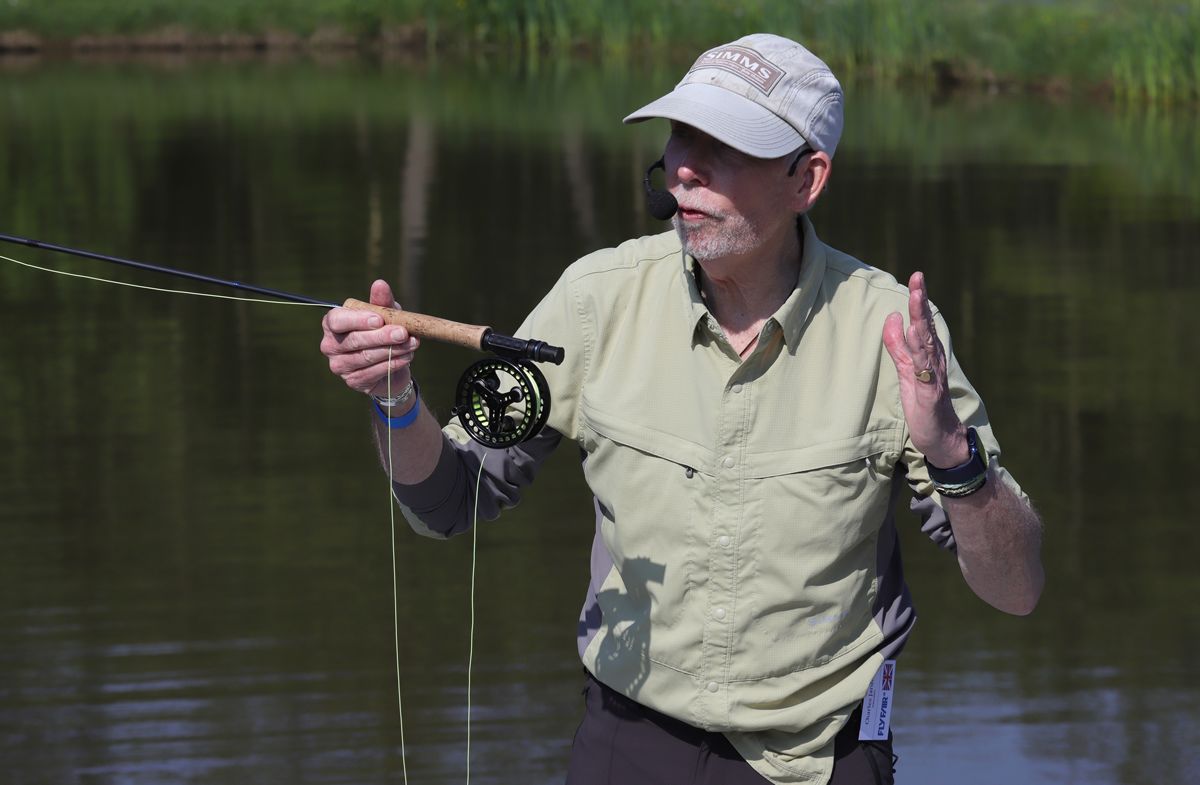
0, 231, 564, 447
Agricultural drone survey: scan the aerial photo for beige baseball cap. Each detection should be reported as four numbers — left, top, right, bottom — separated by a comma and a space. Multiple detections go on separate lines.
624, 34, 844, 159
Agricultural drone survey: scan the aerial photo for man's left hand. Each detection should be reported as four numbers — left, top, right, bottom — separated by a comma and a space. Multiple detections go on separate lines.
882, 271, 970, 468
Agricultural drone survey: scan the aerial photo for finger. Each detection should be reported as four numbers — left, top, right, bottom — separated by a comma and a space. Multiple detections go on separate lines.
333, 326, 415, 352
328, 327, 413, 352
906, 272, 928, 344
322, 332, 418, 373
329, 343, 418, 378
324, 317, 411, 349
325, 305, 385, 334
360, 339, 422, 365
915, 272, 937, 334
907, 277, 945, 374
344, 357, 414, 394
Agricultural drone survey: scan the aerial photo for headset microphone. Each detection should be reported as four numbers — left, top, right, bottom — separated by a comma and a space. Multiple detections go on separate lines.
642, 158, 679, 220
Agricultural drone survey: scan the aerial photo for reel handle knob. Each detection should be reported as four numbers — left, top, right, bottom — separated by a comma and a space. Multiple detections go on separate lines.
481, 332, 565, 365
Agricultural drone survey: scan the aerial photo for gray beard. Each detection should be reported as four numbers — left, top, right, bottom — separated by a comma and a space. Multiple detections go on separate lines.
672, 211, 759, 262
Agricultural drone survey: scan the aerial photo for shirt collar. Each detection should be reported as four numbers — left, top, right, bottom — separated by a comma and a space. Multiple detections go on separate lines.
680, 251, 711, 342
677, 214, 828, 352
776, 214, 827, 351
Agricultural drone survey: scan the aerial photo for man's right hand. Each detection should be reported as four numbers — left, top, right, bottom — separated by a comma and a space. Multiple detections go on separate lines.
320, 279, 421, 397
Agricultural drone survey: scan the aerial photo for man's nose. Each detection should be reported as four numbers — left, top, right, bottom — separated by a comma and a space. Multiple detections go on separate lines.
673, 149, 709, 187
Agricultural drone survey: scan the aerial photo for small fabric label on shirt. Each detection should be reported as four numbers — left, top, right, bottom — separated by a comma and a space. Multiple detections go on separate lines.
858, 659, 896, 741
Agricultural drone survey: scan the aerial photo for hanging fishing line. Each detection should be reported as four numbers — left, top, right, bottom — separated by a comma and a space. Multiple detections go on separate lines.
384, 346, 486, 785
466, 451, 485, 785
383, 353, 411, 785
0, 253, 332, 308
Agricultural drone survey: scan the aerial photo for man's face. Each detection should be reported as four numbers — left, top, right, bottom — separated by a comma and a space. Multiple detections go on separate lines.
663, 122, 798, 263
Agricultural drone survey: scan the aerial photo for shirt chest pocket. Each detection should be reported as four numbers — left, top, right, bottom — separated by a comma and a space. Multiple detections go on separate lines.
745, 428, 901, 490
741, 428, 901, 568
580, 404, 902, 559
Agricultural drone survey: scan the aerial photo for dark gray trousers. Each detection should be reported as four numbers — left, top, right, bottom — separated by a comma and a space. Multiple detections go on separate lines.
566, 673, 896, 785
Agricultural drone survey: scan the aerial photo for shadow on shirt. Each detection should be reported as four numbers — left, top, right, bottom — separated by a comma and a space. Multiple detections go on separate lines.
579, 555, 666, 700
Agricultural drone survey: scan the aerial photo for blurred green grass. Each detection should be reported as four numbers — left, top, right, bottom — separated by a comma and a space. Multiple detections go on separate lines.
1, 0, 1197, 102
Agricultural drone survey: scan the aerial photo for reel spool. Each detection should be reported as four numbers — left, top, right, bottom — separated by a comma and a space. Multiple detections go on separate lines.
453, 357, 551, 448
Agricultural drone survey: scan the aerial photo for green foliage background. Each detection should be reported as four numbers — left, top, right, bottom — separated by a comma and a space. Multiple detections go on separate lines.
2, 0, 1199, 102
0, 50, 1198, 785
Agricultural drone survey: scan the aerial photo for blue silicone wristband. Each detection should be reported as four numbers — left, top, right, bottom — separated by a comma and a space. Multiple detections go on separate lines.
373, 386, 420, 430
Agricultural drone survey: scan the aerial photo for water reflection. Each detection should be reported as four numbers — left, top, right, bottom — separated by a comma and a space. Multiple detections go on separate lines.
398, 115, 435, 309
0, 57, 1197, 785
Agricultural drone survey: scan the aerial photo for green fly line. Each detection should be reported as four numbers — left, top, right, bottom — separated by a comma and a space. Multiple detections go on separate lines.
0, 252, 332, 308
5, 249, 484, 784
384, 359, 411, 785
385, 345, 485, 785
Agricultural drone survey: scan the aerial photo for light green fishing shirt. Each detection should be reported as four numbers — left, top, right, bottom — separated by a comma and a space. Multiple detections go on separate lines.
393, 215, 1024, 785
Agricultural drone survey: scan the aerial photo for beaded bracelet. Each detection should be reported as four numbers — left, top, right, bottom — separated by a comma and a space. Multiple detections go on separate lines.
933, 472, 988, 498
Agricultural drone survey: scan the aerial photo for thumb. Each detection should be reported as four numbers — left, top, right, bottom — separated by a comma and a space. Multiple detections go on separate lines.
370, 279, 399, 309
882, 311, 909, 370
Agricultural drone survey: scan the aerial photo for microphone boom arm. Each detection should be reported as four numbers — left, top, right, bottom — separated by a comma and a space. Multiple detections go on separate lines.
643, 158, 679, 221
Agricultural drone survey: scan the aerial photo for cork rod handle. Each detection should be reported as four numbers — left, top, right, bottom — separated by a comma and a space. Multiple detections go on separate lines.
342, 298, 490, 352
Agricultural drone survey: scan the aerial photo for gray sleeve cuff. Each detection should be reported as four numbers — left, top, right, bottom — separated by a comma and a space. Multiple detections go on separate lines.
391, 436, 471, 534
911, 493, 957, 552
390, 427, 563, 539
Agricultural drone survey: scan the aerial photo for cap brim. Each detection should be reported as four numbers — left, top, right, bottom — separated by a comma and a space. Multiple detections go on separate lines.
623, 82, 804, 159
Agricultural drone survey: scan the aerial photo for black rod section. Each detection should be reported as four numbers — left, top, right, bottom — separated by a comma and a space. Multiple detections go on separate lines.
0, 231, 338, 307
481, 331, 565, 365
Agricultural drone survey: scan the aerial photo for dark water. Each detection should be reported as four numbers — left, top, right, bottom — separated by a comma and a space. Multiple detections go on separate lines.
1, 55, 1198, 784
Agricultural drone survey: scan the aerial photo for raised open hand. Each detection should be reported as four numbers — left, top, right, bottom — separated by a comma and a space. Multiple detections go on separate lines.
881, 272, 969, 469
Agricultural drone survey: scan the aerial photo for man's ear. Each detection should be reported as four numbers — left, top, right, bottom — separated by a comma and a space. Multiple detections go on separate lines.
790, 153, 832, 214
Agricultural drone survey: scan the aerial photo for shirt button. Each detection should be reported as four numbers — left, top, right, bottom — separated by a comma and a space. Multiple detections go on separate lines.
731, 384, 743, 394
714, 607, 727, 620
722, 455, 735, 469
717, 535, 730, 548
685, 466, 695, 478
707, 681, 719, 693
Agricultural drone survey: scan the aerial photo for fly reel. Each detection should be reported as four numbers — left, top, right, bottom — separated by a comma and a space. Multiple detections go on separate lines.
453, 357, 551, 448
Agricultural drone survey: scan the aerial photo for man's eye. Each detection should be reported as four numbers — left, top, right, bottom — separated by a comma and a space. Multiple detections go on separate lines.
715, 142, 746, 162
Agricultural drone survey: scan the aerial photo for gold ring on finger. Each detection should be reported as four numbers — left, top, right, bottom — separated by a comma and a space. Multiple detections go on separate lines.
914, 367, 934, 384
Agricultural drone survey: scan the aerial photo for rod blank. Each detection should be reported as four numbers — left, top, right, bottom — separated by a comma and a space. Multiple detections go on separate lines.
0, 231, 337, 306
0, 231, 565, 364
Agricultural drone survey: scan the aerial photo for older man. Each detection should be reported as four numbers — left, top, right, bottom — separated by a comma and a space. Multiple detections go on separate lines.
321, 33, 1043, 785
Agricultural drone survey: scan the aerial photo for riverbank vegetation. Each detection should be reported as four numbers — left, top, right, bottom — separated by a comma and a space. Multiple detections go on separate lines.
1, 0, 1197, 103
